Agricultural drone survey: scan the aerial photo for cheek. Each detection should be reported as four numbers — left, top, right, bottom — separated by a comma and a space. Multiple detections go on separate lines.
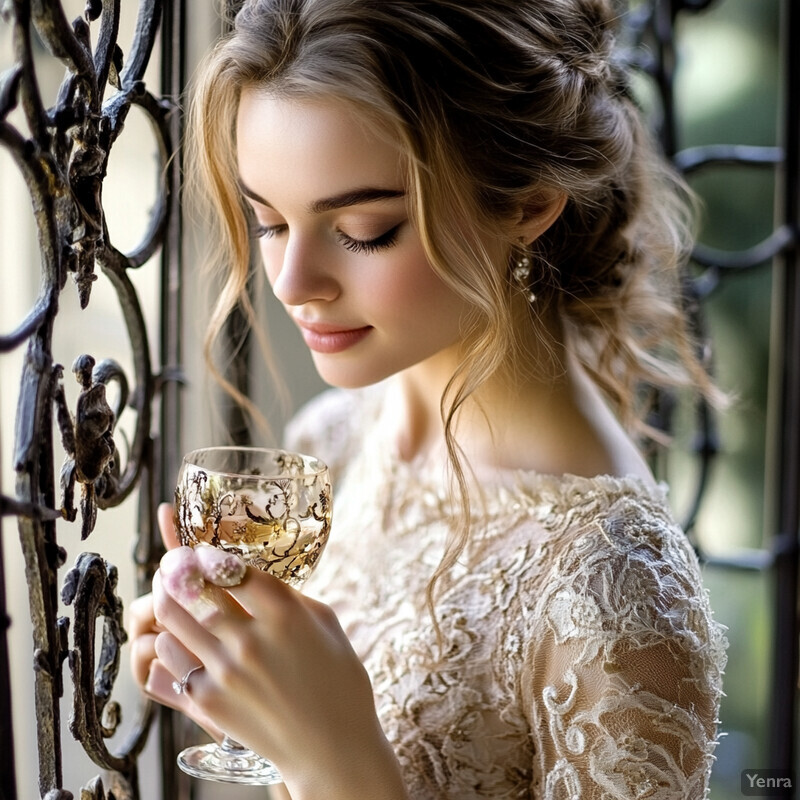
373, 248, 466, 323
258, 243, 282, 287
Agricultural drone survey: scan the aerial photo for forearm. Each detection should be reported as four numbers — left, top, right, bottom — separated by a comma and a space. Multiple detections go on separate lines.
281, 726, 410, 800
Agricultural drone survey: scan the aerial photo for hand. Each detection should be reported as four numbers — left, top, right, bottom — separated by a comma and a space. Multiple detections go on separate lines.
128, 590, 227, 741
128, 504, 226, 740
152, 551, 408, 799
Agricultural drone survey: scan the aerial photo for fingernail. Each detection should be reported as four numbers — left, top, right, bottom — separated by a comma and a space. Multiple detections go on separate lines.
160, 546, 204, 602
195, 544, 246, 587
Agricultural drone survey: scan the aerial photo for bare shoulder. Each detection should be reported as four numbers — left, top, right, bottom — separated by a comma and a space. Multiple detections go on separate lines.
484, 359, 656, 483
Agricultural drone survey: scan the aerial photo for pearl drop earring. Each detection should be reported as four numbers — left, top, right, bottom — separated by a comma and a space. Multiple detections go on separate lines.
512, 254, 536, 304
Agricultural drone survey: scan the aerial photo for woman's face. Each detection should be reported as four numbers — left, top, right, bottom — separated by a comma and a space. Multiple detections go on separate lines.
236, 89, 474, 389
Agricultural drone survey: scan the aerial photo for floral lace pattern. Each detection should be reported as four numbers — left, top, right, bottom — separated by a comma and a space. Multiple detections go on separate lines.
287, 387, 727, 799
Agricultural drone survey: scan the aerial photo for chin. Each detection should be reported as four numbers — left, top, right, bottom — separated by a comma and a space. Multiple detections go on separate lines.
311, 357, 394, 390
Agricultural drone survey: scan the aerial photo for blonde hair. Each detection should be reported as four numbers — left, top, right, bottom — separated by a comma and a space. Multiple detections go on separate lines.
187, 0, 719, 620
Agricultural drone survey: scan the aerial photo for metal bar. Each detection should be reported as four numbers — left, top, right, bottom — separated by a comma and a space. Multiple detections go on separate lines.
221, 0, 253, 449
221, 307, 254, 446
691, 224, 795, 271
158, 0, 185, 508
674, 144, 783, 173
768, 0, 800, 776
18, 332, 64, 797
156, 1, 190, 797
0, 434, 17, 800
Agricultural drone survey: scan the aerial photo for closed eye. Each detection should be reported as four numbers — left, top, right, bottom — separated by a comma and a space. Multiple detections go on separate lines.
251, 223, 288, 240
337, 224, 401, 255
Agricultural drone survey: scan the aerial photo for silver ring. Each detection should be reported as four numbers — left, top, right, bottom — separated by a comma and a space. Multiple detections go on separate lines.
172, 665, 203, 696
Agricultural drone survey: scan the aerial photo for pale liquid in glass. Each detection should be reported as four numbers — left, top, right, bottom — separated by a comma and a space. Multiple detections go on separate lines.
209, 514, 330, 587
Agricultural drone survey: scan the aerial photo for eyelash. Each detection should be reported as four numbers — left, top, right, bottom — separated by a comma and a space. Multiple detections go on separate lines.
251, 223, 287, 240
337, 225, 400, 254
250, 222, 401, 255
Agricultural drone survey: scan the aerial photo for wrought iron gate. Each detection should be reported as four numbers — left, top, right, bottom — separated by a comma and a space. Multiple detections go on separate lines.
0, 1, 796, 798
0, 0, 185, 797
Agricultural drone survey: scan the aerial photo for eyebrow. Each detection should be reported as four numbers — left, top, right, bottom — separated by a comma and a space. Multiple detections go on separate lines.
238, 180, 405, 214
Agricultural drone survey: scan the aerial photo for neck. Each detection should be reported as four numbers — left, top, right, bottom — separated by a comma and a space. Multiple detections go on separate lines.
386, 346, 462, 463
383, 310, 653, 482
386, 308, 567, 463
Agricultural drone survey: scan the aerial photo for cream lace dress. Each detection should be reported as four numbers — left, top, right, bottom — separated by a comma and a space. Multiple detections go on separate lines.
286, 386, 727, 800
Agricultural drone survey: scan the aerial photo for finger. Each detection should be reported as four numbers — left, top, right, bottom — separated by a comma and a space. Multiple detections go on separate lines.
145, 659, 192, 706
130, 632, 158, 688
194, 545, 247, 587
128, 593, 165, 639
154, 630, 202, 686
158, 502, 180, 549
159, 547, 204, 605
144, 661, 225, 742
153, 570, 226, 657
222, 565, 298, 617
157, 550, 251, 624
153, 570, 252, 648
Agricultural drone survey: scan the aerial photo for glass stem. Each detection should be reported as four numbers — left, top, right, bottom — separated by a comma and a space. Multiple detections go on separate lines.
219, 736, 251, 754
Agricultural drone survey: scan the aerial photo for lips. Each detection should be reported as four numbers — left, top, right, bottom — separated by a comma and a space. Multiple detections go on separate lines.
294, 319, 373, 354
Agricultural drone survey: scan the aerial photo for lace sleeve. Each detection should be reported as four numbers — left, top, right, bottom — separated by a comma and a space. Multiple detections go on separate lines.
523, 496, 727, 800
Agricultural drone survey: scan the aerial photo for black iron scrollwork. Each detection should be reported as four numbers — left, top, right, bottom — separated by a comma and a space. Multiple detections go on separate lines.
61, 553, 138, 775
55, 355, 124, 539
0, 0, 183, 798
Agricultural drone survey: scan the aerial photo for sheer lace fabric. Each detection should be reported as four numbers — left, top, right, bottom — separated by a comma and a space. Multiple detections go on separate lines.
287, 387, 727, 799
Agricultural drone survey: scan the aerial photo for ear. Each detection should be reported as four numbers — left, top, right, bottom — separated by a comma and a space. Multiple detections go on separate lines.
511, 191, 567, 244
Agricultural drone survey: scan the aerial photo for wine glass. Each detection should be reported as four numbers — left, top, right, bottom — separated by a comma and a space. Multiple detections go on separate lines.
172, 446, 332, 784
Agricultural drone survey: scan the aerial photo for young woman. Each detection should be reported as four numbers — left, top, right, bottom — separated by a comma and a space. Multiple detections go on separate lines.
130, 1, 728, 797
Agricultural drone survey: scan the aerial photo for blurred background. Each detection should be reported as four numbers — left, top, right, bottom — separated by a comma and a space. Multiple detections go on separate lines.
0, 0, 794, 797
661, 1, 785, 796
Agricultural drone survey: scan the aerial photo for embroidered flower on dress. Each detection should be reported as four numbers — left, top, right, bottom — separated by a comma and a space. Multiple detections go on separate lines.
546, 587, 604, 643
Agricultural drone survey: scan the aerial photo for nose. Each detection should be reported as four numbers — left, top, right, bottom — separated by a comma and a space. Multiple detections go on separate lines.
269, 235, 340, 307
